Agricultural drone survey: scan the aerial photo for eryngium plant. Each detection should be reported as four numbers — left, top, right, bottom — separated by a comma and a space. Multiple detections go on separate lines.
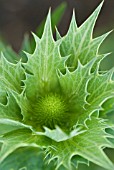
0, 2, 114, 170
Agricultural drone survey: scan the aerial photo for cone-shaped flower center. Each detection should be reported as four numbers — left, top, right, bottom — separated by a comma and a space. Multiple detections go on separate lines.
36, 94, 68, 128
39, 95, 65, 115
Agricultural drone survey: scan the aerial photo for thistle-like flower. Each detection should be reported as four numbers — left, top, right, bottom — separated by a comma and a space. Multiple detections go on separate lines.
0, 2, 114, 170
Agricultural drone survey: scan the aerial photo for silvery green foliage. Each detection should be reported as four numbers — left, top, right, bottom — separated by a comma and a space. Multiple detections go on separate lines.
0, 2, 114, 170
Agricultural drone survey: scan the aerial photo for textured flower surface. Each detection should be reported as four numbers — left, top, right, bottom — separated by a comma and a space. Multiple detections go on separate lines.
0, 2, 114, 170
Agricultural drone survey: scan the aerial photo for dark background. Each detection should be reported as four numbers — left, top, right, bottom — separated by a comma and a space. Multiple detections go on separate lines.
0, 0, 114, 52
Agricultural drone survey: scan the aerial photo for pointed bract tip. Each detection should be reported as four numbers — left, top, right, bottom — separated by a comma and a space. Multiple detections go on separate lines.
103, 30, 114, 39
43, 8, 52, 30
47, 8, 51, 20
55, 27, 62, 40
72, 8, 76, 17
99, 0, 104, 8
108, 29, 114, 35
67, 8, 77, 33
93, 0, 104, 15
96, 1, 104, 15
31, 32, 40, 43
77, 59, 83, 67
41, 7, 54, 40
71, 8, 77, 24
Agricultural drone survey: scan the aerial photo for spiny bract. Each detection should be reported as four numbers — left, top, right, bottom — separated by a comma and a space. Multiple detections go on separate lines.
0, 2, 114, 170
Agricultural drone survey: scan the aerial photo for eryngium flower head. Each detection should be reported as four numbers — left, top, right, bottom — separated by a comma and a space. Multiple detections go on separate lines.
0, 2, 114, 170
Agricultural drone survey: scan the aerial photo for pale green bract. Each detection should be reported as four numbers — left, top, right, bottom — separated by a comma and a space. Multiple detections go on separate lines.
0, 2, 114, 170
